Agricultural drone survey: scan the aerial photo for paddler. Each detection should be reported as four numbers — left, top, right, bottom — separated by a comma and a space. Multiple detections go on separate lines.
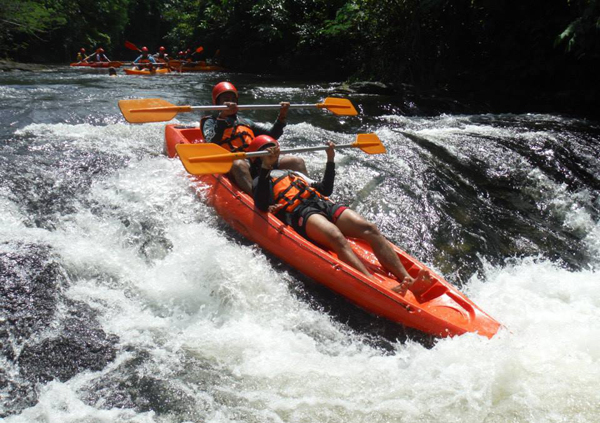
251, 136, 434, 295
201, 81, 307, 194
153, 46, 169, 63
133, 46, 157, 69
92, 48, 110, 62
76, 48, 87, 62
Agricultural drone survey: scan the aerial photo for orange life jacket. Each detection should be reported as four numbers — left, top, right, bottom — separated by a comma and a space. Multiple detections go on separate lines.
271, 170, 327, 213
199, 117, 255, 152
219, 125, 255, 152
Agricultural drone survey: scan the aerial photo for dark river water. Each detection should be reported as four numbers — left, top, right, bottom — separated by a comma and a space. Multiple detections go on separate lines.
1, 67, 599, 422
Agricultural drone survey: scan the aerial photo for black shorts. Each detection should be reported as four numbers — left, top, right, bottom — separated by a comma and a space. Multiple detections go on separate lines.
288, 198, 348, 238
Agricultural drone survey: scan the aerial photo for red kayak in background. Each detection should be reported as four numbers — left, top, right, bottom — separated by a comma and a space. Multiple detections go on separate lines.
70, 61, 125, 68
164, 124, 502, 339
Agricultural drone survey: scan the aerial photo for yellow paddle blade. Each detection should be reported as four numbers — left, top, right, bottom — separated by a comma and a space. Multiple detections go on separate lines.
318, 97, 358, 116
354, 134, 386, 154
176, 144, 248, 175
118, 98, 190, 123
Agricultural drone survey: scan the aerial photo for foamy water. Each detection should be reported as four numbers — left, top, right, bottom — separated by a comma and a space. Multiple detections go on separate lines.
1, 71, 599, 422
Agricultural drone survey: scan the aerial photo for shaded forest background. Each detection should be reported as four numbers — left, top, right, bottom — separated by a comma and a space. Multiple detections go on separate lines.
1, 0, 599, 114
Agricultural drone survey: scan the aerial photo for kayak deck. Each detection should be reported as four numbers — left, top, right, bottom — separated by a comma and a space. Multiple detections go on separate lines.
164, 124, 502, 338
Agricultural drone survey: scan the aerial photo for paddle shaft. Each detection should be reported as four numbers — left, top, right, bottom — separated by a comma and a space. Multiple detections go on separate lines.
188, 142, 373, 163
185, 103, 347, 112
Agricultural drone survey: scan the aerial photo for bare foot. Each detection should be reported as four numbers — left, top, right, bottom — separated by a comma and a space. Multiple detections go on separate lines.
391, 276, 414, 295
409, 269, 434, 296
391, 269, 434, 296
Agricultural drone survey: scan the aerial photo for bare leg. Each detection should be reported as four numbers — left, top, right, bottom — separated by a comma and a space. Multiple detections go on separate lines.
279, 155, 308, 175
230, 159, 253, 194
335, 209, 410, 280
334, 209, 434, 293
305, 213, 372, 277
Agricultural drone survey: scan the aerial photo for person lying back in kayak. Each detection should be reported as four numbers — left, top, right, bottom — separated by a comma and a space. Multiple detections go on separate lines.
201, 81, 307, 194
133, 47, 157, 69
251, 136, 433, 295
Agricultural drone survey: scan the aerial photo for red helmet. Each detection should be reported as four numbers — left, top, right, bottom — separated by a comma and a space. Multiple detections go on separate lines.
141, 46, 149, 53
96, 48, 104, 53
80, 48, 86, 53
212, 82, 238, 104
159, 46, 166, 52
178, 51, 184, 56
248, 135, 279, 154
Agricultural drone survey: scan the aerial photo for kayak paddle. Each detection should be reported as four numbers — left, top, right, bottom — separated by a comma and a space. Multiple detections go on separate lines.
125, 41, 141, 52
118, 97, 358, 123
175, 134, 385, 175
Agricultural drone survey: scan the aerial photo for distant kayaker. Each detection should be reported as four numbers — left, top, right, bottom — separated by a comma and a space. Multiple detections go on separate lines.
133, 47, 157, 69
154, 46, 169, 63
92, 48, 110, 62
252, 136, 434, 295
201, 81, 307, 194
76, 48, 87, 62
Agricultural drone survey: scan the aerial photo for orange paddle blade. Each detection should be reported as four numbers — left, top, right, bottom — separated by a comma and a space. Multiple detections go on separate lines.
176, 143, 247, 175
118, 98, 191, 123
353, 134, 386, 154
317, 98, 358, 116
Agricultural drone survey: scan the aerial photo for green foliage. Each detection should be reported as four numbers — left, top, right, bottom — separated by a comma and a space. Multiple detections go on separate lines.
556, 0, 600, 59
1, 0, 598, 105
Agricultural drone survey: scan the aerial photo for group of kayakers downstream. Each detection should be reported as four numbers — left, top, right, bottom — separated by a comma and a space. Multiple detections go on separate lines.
117, 81, 503, 338
70, 42, 225, 75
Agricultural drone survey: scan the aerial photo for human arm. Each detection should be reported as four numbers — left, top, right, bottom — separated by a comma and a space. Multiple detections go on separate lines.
252, 146, 279, 212
310, 142, 336, 196
249, 102, 289, 140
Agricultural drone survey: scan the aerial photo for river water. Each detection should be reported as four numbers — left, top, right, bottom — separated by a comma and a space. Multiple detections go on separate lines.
1, 67, 599, 422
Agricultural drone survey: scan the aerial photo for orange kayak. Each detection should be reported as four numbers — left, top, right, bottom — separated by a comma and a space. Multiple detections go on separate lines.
168, 60, 225, 72
165, 124, 502, 338
70, 61, 113, 68
124, 67, 170, 75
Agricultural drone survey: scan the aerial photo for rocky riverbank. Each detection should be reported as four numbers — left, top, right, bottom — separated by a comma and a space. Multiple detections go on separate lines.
0, 60, 53, 72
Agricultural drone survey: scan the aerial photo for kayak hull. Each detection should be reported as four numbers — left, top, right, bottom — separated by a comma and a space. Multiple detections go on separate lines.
124, 67, 170, 75
167, 60, 225, 72
70, 61, 113, 68
165, 124, 502, 338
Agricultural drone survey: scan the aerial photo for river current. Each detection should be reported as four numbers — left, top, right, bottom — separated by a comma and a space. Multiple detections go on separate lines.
1, 68, 599, 422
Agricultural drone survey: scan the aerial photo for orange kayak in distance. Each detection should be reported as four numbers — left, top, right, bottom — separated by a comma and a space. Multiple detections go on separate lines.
164, 124, 502, 339
124, 67, 170, 75
168, 59, 225, 72
70, 61, 114, 68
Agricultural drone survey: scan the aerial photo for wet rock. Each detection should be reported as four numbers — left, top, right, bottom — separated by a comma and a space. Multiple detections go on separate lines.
0, 60, 51, 72
0, 242, 118, 417
0, 243, 61, 357
334, 81, 398, 95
